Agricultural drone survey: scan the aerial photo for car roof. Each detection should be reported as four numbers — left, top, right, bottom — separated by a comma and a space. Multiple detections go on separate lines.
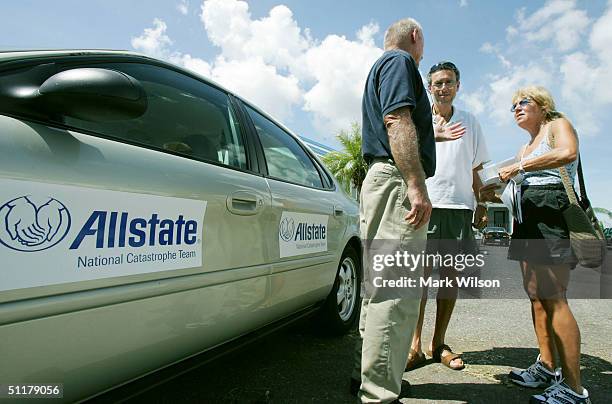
0, 49, 150, 62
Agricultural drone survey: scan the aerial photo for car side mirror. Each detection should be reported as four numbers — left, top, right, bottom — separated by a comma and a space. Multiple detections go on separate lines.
38, 68, 147, 122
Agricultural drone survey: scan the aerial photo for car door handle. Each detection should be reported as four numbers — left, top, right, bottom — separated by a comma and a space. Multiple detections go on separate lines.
333, 205, 344, 216
227, 191, 263, 216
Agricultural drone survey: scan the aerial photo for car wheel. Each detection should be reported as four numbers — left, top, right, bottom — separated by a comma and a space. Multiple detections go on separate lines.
319, 244, 361, 335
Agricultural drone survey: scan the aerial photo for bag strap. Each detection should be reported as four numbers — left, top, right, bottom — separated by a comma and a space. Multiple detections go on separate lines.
576, 158, 591, 210
546, 125, 580, 206
547, 124, 593, 210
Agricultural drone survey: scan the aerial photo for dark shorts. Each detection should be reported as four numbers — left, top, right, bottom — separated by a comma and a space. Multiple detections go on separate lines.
508, 183, 577, 265
426, 208, 476, 256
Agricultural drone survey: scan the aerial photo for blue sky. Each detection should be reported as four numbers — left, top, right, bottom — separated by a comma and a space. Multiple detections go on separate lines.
2, 0, 612, 220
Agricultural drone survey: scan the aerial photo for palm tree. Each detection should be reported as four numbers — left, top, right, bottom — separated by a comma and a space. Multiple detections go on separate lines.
594, 207, 612, 229
321, 123, 368, 197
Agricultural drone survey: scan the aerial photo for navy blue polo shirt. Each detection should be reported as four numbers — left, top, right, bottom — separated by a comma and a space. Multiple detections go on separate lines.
361, 49, 435, 178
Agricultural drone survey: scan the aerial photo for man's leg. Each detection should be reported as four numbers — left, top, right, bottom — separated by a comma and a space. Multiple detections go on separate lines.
428, 209, 471, 369
357, 162, 427, 402
408, 265, 432, 362
360, 297, 421, 403
352, 297, 369, 384
429, 267, 463, 368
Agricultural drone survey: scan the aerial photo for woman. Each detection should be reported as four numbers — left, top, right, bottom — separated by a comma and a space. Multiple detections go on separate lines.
497, 86, 590, 404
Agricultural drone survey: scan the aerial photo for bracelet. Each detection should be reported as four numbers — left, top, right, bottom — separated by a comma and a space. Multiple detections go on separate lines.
477, 202, 487, 207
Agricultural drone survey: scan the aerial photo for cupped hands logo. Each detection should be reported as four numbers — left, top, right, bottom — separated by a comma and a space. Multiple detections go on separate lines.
0, 195, 71, 252
279, 217, 295, 242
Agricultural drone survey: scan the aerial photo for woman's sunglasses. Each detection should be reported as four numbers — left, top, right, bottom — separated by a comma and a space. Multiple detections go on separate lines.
511, 98, 531, 112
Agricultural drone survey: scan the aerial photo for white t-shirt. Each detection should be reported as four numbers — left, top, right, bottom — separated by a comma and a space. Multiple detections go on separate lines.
426, 108, 490, 210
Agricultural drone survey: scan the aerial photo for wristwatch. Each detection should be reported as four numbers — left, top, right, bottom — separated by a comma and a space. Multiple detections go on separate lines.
518, 161, 526, 176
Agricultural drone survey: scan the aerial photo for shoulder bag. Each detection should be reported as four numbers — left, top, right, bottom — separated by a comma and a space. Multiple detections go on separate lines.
548, 125, 606, 269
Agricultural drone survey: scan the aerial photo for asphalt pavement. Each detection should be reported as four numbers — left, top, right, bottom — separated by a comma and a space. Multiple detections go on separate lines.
97, 246, 612, 404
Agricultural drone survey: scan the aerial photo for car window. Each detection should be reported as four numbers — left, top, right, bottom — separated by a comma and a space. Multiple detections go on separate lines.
61, 63, 247, 170
244, 105, 323, 188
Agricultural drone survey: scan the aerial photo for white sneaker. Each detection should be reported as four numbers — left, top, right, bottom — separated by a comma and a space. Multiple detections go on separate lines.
508, 355, 558, 388
530, 381, 591, 404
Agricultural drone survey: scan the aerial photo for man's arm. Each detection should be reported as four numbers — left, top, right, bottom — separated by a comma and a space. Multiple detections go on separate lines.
384, 106, 432, 229
472, 163, 488, 229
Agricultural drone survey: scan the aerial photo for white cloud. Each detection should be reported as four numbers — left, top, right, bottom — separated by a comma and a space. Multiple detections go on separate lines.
459, 0, 468, 8
129, 2, 388, 143
556, 1, 612, 135
131, 18, 172, 59
357, 22, 379, 46
131, 19, 213, 82
559, 53, 599, 133
198, 0, 381, 136
467, 0, 612, 138
459, 90, 485, 115
589, 0, 612, 65
506, 25, 518, 38
479, 42, 512, 68
300, 33, 381, 139
196, 0, 310, 122
200, 0, 252, 61
170, 53, 212, 78
487, 62, 553, 125
248, 5, 313, 70
210, 56, 302, 122
479, 42, 495, 54
513, 0, 590, 52
177, 0, 188, 15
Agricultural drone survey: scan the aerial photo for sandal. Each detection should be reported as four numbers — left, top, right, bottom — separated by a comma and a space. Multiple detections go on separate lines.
430, 344, 465, 370
405, 349, 426, 371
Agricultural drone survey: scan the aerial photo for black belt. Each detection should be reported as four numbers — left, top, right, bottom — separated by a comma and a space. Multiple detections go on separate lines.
521, 183, 565, 191
365, 156, 394, 165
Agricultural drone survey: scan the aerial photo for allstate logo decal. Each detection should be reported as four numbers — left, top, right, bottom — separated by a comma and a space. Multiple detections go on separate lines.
0, 195, 71, 252
279, 217, 295, 242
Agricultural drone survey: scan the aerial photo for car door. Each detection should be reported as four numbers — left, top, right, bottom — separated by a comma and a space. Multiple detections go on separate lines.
0, 57, 278, 398
240, 102, 346, 310
0, 59, 273, 294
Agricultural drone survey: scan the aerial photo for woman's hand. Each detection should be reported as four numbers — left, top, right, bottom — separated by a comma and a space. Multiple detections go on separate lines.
498, 162, 520, 182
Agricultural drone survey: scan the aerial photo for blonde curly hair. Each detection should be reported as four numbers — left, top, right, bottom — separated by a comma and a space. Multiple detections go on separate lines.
512, 86, 564, 123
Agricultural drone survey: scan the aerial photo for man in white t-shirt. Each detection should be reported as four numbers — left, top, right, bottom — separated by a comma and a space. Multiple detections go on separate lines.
405, 61, 490, 371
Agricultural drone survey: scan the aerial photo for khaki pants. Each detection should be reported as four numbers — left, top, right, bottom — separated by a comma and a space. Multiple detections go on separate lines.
353, 160, 427, 403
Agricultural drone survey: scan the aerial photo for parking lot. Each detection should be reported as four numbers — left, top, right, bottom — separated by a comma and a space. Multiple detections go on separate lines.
92, 246, 612, 403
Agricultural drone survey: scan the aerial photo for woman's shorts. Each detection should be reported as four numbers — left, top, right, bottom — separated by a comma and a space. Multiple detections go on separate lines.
507, 183, 577, 266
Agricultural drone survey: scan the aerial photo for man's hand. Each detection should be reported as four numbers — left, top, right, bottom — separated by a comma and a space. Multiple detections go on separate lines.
473, 204, 488, 229
434, 116, 466, 142
479, 183, 502, 203
405, 184, 432, 229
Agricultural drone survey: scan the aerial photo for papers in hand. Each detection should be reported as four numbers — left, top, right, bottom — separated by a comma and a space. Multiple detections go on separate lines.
478, 157, 516, 187
479, 157, 524, 223
500, 180, 523, 223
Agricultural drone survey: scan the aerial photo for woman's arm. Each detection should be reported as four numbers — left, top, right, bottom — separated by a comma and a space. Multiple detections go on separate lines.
499, 118, 578, 181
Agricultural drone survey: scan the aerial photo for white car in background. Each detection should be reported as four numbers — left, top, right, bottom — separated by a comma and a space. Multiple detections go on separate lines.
0, 50, 361, 402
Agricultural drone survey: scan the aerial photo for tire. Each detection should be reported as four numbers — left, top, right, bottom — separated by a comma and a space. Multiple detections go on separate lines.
319, 244, 361, 335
